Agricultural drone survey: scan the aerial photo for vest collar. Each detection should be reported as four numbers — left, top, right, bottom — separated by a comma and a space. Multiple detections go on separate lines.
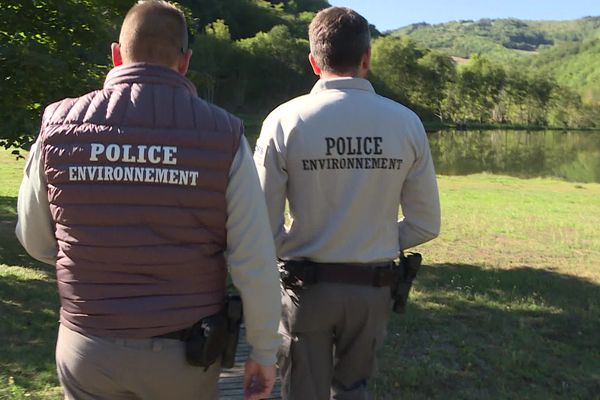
310, 77, 375, 95
104, 63, 198, 96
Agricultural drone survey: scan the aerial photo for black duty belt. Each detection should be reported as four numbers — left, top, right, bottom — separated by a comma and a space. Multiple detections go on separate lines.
280, 259, 396, 287
154, 327, 194, 341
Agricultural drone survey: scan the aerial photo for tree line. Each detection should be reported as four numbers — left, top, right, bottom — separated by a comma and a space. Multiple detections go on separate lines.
1, 0, 598, 149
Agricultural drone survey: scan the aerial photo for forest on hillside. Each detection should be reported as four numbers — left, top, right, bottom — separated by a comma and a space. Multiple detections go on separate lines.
393, 17, 600, 105
1, 0, 599, 149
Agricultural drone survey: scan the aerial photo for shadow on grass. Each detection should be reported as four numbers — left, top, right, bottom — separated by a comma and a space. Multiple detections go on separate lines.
0, 195, 17, 216
0, 266, 59, 396
375, 263, 600, 400
0, 196, 59, 396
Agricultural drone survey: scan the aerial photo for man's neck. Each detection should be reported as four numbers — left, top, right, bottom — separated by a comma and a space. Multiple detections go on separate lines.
320, 70, 368, 80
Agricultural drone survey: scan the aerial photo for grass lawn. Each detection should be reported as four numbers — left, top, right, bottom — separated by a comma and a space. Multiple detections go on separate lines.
374, 175, 600, 399
1, 148, 599, 399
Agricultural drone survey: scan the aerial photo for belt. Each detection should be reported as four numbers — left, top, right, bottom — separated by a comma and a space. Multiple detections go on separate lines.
280, 260, 397, 287
154, 327, 194, 341
153, 306, 227, 340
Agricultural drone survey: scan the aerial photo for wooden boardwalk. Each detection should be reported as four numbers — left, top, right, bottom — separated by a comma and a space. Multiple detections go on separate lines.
218, 327, 281, 399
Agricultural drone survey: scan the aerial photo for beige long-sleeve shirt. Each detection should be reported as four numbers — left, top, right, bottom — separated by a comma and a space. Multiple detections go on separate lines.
254, 77, 441, 263
16, 136, 281, 366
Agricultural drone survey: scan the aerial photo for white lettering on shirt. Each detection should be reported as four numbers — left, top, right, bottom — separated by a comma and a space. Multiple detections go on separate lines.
68, 143, 200, 187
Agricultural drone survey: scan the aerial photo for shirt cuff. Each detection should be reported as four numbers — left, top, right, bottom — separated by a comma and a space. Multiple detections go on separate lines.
249, 347, 278, 366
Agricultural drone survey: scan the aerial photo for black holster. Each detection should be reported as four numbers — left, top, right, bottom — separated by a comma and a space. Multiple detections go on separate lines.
391, 252, 422, 314
160, 295, 243, 370
221, 295, 243, 369
184, 313, 228, 369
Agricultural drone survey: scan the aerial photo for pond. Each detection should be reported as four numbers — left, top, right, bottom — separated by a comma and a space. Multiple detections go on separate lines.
427, 130, 600, 183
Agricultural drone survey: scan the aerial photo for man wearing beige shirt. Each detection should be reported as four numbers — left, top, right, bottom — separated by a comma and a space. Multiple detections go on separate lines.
254, 7, 441, 400
16, 1, 280, 399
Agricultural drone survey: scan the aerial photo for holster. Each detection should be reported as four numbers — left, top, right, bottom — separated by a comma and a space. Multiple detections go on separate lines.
184, 313, 228, 369
156, 295, 243, 370
391, 252, 422, 314
221, 295, 243, 369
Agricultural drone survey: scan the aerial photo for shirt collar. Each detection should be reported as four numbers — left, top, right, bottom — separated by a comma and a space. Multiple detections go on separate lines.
310, 77, 375, 95
104, 63, 198, 96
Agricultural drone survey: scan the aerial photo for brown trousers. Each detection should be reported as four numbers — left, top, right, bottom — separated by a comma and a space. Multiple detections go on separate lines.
55, 324, 221, 400
278, 282, 392, 400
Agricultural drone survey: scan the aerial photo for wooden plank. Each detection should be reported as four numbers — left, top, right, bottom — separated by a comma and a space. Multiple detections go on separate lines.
218, 327, 282, 399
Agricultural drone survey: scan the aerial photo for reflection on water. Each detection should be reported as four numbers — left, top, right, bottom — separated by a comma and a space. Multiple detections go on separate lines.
427, 130, 600, 183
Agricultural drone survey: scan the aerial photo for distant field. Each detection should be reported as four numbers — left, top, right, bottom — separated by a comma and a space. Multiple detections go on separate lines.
1, 148, 599, 399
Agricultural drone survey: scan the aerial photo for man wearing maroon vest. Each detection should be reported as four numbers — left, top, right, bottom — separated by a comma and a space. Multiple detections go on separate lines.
15, 1, 280, 399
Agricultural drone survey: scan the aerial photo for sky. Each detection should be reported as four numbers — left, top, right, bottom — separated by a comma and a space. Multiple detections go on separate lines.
328, 0, 600, 32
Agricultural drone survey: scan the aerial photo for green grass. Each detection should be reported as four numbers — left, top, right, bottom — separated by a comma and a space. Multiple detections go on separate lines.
373, 175, 600, 400
0, 150, 62, 400
1, 149, 599, 399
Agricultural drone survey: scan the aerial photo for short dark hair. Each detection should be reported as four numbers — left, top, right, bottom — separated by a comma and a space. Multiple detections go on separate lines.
119, 0, 188, 67
309, 7, 371, 75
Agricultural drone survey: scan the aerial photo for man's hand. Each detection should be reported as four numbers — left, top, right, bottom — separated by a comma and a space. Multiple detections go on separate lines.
243, 359, 276, 400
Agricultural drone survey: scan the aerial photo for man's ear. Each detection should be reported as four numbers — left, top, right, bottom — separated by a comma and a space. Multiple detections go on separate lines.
358, 48, 371, 77
177, 49, 192, 75
111, 42, 123, 67
308, 53, 322, 77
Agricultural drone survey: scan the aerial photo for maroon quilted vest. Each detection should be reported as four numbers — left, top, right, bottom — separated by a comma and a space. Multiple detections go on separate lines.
40, 63, 242, 338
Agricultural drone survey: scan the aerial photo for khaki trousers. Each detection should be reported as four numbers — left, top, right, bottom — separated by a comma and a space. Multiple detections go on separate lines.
278, 282, 392, 400
56, 324, 221, 400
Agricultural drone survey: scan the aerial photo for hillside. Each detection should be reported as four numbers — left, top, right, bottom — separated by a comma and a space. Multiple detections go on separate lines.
391, 17, 600, 102
529, 37, 600, 102
391, 17, 600, 58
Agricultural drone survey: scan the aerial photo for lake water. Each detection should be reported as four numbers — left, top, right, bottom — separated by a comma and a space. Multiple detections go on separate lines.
427, 130, 600, 183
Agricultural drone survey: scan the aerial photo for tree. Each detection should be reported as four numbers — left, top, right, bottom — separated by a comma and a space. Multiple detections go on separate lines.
189, 20, 242, 105
0, 0, 127, 148
370, 36, 424, 106
456, 55, 506, 123
236, 25, 312, 112
415, 51, 456, 122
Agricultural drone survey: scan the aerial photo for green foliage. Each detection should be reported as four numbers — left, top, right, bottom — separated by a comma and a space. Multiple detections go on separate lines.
375, 16, 600, 127
392, 18, 552, 59
391, 16, 600, 107
368, 38, 567, 127
236, 25, 313, 112
528, 38, 600, 104
0, 0, 127, 149
370, 36, 456, 121
370, 36, 425, 105
188, 20, 242, 105
180, 0, 327, 40
1, 2, 599, 148
456, 55, 506, 123
181, 0, 286, 40
392, 17, 600, 59
0, 0, 323, 148
415, 51, 456, 121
